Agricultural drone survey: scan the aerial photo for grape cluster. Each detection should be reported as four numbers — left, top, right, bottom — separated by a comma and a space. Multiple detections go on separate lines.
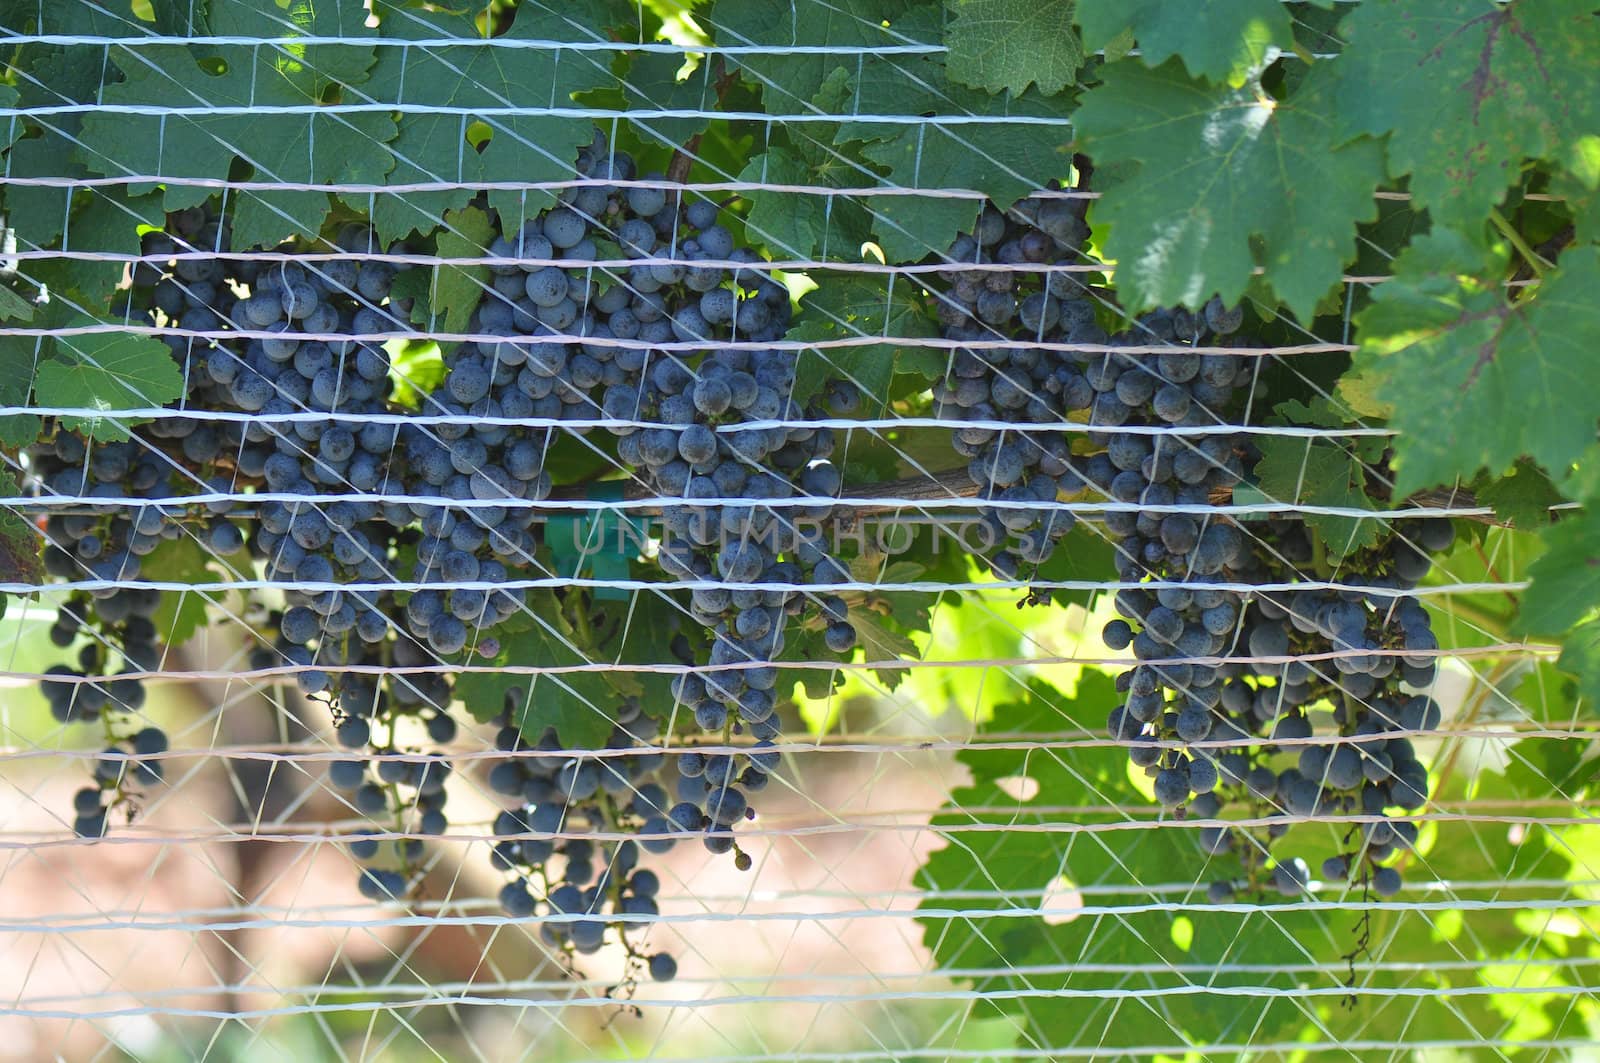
25, 131, 866, 987
417, 132, 854, 868
612, 339, 850, 866
934, 197, 1450, 902
1089, 337, 1448, 898
1182, 522, 1450, 901
125, 205, 471, 882
933, 193, 1095, 577
485, 697, 677, 980
30, 431, 201, 834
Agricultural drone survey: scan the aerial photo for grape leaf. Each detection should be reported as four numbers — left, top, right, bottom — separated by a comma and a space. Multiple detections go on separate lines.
1513, 507, 1600, 720
0, 336, 41, 448
1475, 460, 1564, 530
1076, 0, 1295, 84
845, 603, 920, 690
141, 536, 222, 649
455, 589, 628, 749
57, 186, 168, 312
75, 0, 393, 244
1326, 0, 1600, 228
621, 51, 716, 146
1033, 521, 1117, 608
152, 0, 210, 35
0, 85, 17, 151
0, 286, 33, 323
780, 623, 843, 701
0, 467, 42, 586
34, 330, 184, 441
360, 1, 632, 242
737, 146, 873, 260
835, 53, 1076, 261
387, 270, 433, 327
1253, 437, 1381, 559
715, 0, 935, 106
916, 672, 1324, 1052
1513, 659, 1585, 727
944, 0, 1085, 97
1514, 508, 1600, 638
1073, 60, 1383, 318
854, 106, 1071, 261
1353, 232, 1600, 498
791, 276, 941, 410
4, 134, 82, 257
1506, 735, 1595, 797
1552, 618, 1600, 709
2, 2, 156, 252
599, 592, 689, 720
428, 207, 496, 337
726, 1, 1066, 258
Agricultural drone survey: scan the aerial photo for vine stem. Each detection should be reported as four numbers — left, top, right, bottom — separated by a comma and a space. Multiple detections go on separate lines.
1489, 208, 1552, 280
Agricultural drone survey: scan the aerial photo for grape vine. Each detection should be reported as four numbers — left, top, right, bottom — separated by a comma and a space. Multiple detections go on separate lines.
0, 0, 1592, 1054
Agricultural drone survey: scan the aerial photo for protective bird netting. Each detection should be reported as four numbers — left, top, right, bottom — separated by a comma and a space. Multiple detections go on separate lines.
0, 1, 1595, 1061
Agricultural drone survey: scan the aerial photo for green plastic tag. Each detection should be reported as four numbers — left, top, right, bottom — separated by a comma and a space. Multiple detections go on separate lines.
1230, 480, 1270, 520
546, 482, 648, 600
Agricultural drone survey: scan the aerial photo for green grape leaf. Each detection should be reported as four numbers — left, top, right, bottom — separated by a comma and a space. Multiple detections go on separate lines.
738, 146, 873, 260
855, 107, 1070, 261
1505, 734, 1595, 797
0, 336, 41, 448
1073, 60, 1383, 318
54, 186, 169, 312
1353, 233, 1600, 498
835, 53, 1075, 261
455, 589, 627, 749
1549, 168, 1600, 246
34, 330, 184, 442
863, 559, 935, 637
844, 592, 921, 691
1326, 0, 1600, 228
726, 3, 1062, 259
141, 536, 223, 649
0, 286, 34, 323
1552, 617, 1600, 710
916, 672, 1325, 1052
429, 206, 496, 337
1274, 396, 1387, 463
0, 467, 42, 586
5, 134, 82, 256
75, 0, 393, 244
621, 51, 716, 146
944, 0, 1085, 97
1513, 659, 1584, 727
361, 1, 631, 242
1252, 436, 1382, 559
1475, 460, 1564, 530
791, 276, 940, 410
0, 85, 17, 151
1032, 521, 1117, 608
387, 270, 433, 327
1076, 0, 1295, 84
597, 592, 688, 720
152, 0, 211, 35
1514, 508, 1600, 638
717, 0, 935, 106
5, 39, 109, 253
780, 623, 844, 701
